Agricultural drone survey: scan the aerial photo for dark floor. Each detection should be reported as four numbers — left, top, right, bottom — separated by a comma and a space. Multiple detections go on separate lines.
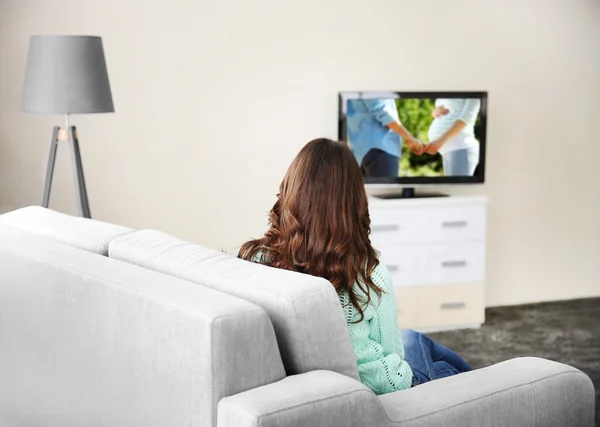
429, 297, 600, 425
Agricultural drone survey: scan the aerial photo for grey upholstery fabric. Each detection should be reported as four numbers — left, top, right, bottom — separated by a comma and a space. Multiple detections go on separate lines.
378, 357, 595, 427
218, 370, 387, 427
2, 210, 595, 427
108, 229, 360, 380
0, 226, 285, 427
0, 206, 133, 255
218, 357, 595, 427
531, 365, 596, 427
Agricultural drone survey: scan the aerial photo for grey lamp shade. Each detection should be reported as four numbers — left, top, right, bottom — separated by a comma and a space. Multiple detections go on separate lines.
21, 35, 114, 114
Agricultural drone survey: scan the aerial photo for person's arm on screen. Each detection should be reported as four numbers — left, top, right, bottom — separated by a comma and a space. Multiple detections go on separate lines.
387, 122, 424, 155
426, 99, 480, 154
458, 98, 481, 124
363, 99, 424, 155
425, 122, 466, 154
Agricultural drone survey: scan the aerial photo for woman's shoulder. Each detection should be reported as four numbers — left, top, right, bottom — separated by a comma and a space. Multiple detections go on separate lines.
344, 261, 394, 320
370, 261, 394, 293
350, 259, 394, 300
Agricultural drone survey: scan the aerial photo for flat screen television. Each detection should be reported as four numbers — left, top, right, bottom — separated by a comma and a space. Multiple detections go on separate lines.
338, 91, 487, 197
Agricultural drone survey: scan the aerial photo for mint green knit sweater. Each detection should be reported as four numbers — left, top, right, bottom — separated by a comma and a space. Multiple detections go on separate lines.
244, 249, 413, 394
340, 263, 413, 394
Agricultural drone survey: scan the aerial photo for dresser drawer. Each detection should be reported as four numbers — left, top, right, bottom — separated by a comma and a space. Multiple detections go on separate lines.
415, 283, 484, 329
377, 245, 422, 287
369, 208, 424, 246
422, 205, 486, 243
420, 242, 485, 285
395, 283, 485, 330
370, 204, 486, 246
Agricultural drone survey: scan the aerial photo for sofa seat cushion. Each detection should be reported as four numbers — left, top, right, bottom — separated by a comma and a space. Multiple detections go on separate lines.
109, 229, 360, 381
0, 206, 133, 255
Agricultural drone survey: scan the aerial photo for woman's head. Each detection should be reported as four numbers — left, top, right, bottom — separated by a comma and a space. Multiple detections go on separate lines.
238, 138, 382, 321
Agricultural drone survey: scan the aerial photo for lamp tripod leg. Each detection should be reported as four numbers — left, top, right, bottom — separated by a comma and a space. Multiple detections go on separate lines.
41, 126, 59, 208
69, 126, 91, 219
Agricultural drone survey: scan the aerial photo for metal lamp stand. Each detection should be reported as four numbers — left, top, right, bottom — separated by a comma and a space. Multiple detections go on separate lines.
41, 114, 91, 218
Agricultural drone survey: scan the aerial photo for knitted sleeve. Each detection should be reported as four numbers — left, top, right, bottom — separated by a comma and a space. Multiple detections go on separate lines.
343, 264, 413, 394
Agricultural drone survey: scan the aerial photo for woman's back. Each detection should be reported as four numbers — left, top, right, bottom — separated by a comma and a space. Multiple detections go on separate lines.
246, 247, 414, 394
237, 138, 470, 394
339, 262, 413, 394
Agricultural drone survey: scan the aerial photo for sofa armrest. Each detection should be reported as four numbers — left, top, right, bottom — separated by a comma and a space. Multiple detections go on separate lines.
379, 356, 595, 427
217, 370, 387, 427
218, 358, 595, 427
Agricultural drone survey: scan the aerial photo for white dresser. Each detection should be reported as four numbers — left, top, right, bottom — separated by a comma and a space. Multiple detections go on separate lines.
368, 195, 488, 332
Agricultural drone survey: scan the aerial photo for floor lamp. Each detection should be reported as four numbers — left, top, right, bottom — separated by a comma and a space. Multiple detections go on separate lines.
20, 35, 114, 219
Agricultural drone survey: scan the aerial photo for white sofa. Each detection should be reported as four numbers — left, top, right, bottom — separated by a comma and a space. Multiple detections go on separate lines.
0, 206, 595, 427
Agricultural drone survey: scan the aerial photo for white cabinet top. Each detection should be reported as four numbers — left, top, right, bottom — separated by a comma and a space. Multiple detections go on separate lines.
368, 195, 489, 209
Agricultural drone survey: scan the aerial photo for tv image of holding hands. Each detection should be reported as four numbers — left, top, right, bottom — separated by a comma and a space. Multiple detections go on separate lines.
346, 97, 482, 178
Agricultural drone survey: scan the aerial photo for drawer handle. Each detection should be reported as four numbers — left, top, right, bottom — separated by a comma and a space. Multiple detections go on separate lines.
372, 224, 399, 232
441, 260, 467, 268
442, 220, 468, 228
440, 301, 466, 310
386, 265, 399, 272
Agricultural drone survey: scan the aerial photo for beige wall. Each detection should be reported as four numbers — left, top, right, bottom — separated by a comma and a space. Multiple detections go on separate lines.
1, 0, 599, 307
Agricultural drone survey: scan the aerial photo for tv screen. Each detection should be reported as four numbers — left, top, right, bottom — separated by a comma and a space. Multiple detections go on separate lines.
338, 91, 487, 185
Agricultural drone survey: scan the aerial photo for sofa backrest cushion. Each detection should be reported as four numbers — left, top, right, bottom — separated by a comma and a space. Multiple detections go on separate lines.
0, 206, 133, 255
0, 225, 285, 427
109, 229, 360, 381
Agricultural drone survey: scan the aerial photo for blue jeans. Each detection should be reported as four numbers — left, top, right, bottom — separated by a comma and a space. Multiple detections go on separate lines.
442, 146, 479, 176
360, 148, 400, 177
401, 329, 472, 387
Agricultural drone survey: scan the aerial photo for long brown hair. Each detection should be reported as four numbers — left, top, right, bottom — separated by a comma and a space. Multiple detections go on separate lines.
238, 138, 382, 322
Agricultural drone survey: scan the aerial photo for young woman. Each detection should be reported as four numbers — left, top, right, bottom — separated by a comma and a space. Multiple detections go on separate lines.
237, 138, 471, 394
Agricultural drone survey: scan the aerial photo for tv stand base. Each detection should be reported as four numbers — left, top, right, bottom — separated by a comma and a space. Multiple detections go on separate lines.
372, 188, 449, 199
